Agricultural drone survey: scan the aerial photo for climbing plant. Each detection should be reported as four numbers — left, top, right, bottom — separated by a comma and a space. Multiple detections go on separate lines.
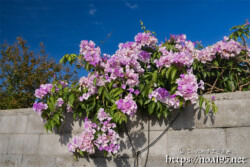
33, 21, 249, 159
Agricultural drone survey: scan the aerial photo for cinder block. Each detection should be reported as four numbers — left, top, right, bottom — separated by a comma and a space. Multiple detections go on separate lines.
55, 156, 86, 167
0, 134, 10, 154
139, 131, 167, 158
169, 105, 196, 130
0, 154, 22, 167
166, 129, 226, 157
21, 155, 56, 167
88, 157, 133, 167
203, 91, 250, 101
39, 134, 72, 155
195, 99, 250, 128
0, 116, 28, 133
56, 156, 134, 167
140, 157, 168, 167
126, 112, 149, 132
8, 134, 39, 154
0, 108, 33, 116
140, 156, 249, 167
61, 113, 85, 134
127, 107, 195, 132
26, 114, 46, 134
117, 131, 142, 158
226, 127, 250, 158
117, 130, 167, 159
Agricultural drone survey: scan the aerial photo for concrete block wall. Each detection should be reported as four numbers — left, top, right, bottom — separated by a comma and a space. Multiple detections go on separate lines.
0, 91, 250, 167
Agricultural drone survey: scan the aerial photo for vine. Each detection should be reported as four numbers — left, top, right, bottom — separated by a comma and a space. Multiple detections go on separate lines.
33, 21, 249, 159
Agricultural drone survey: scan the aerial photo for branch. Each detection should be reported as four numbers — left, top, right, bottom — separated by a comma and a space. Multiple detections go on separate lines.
205, 83, 224, 92
208, 69, 225, 94
239, 81, 250, 91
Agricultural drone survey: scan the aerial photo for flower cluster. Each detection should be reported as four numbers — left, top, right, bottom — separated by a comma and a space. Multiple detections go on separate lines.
56, 98, 64, 107
155, 37, 197, 68
176, 71, 204, 104
79, 40, 102, 67
154, 47, 194, 68
134, 32, 158, 46
196, 36, 244, 63
33, 102, 48, 115
78, 33, 158, 104
33, 81, 68, 116
68, 118, 96, 154
33, 30, 246, 158
68, 109, 119, 155
79, 73, 98, 101
148, 88, 180, 109
34, 84, 53, 99
170, 34, 187, 43
115, 94, 137, 117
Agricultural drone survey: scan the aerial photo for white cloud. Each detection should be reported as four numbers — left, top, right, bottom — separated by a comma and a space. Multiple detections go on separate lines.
92, 21, 103, 25
125, 2, 138, 10
89, 8, 97, 16
91, 21, 105, 31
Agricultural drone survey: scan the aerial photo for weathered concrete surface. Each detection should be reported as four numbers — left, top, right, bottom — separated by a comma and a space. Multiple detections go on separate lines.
0, 115, 28, 133
0, 154, 22, 167
0, 91, 249, 167
8, 134, 39, 155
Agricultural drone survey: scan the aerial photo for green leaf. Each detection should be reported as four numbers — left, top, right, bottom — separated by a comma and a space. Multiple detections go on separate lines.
170, 84, 178, 94
79, 150, 84, 156
109, 81, 114, 89
152, 70, 158, 82
59, 57, 65, 64
171, 66, 177, 81
148, 102, 156, 115
93, 78, 97, 86
161, 68, 167, 76
199, 96, 204, 108
104, 89, 111, 101
205, 104, 210, 114
163, 108, 169, 118
58, 84, 62, 90
113, 89, 124, 97
157, 112, 162, 119
179, 98, 184, 108
166, 66, 172, 79
227, 80, 234, 91
156, 102, 162, 111
98, 87, 104, 95
69, 94, 75, 106
73, 113, 77, 120
51, 86, 56, 94
54, 114, 60, 124
213, 60, 219, 67
214, 105, 218, 113
144, 99, 151, 105
113, 111, 127, 124
237, 31, 242, 37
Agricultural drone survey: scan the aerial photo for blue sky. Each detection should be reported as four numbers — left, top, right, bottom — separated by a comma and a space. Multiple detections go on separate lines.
1, 0, 250, 77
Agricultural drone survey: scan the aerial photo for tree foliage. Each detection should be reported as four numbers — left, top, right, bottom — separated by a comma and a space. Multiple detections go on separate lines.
0, 37, 78, 109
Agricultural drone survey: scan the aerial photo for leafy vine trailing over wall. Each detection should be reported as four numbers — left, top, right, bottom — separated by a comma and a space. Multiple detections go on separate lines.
33, 21, 249, 159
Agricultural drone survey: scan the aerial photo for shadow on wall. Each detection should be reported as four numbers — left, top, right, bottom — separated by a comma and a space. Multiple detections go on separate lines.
55, 104, 214, 167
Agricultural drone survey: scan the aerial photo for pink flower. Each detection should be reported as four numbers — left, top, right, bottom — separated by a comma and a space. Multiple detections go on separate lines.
176, 72, 199, 104
56, 98, 64, 107
115, 94, 137, 117
34, 84, 53, 99
33, 102, 48, 115
79, 40, 102, 67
